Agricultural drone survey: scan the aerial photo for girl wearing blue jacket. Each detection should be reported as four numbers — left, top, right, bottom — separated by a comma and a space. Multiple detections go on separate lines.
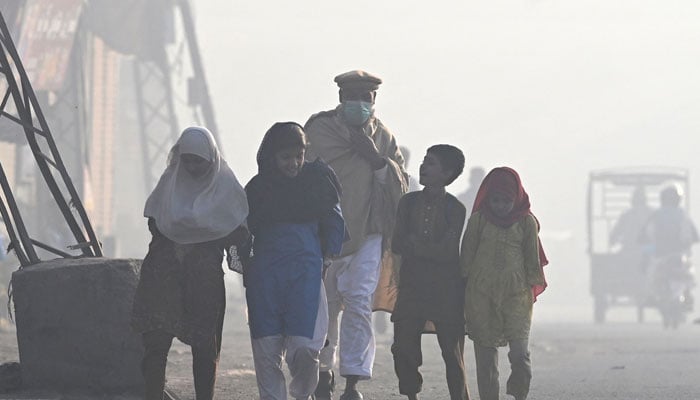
243, 122, 345, 400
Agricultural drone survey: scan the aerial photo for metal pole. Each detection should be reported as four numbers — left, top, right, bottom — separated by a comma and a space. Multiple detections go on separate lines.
0, 164, 29, 266
0, 11, 102, 258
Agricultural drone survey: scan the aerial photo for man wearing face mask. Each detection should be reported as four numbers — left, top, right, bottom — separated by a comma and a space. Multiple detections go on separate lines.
304, 70, 408, 400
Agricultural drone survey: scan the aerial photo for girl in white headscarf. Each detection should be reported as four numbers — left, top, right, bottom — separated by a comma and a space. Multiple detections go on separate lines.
132, 127, 249, 400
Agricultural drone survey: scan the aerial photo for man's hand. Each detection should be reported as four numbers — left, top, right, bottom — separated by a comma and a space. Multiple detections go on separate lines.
349, 132, 386, 170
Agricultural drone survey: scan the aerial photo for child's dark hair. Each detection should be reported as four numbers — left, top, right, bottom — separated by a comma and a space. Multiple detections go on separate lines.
427, 144, 465, 185
256, 122, 306, 173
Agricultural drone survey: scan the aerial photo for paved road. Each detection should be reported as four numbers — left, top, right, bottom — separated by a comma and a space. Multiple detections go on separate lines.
527, 321, 700, 400
369, 318, 700, 400
2, 312, 700, 399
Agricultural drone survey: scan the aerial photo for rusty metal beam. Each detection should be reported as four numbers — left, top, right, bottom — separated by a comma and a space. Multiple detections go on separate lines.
0, 11, 102, 265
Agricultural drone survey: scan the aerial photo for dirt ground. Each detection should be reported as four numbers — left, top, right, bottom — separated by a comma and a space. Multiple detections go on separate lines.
0, 309, 467, 400
3, 300, 700, 399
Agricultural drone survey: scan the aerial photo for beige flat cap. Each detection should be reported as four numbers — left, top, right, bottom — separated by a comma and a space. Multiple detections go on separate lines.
334, 70, 382, 91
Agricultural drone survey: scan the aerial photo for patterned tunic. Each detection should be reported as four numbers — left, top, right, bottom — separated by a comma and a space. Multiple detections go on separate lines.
461, 212, 544, 347
391, 191, 466, 324
132, 218, 230, 347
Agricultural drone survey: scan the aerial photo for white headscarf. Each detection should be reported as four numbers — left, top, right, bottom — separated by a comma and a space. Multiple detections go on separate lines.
144, 127, 248, 244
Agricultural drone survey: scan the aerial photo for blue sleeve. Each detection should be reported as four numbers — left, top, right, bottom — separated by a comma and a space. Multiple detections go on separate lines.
320, 203, 346, 256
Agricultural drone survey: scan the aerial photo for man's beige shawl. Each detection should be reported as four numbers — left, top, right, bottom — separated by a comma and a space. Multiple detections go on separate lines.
305, 108, 407, 311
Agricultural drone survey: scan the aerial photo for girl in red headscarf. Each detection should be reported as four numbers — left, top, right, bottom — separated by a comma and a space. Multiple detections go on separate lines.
460, 167, 548, 400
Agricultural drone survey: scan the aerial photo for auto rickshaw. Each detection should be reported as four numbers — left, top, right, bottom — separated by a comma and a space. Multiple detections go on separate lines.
587, 167, 690, 323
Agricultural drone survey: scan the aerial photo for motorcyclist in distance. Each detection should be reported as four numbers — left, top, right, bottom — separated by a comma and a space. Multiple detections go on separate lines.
640, 185, 698, 321
642, 185, 698, 257
610, 186, 653, 253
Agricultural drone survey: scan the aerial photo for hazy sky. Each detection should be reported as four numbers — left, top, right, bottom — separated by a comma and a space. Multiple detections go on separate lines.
194, 0, 700, 227
187, 1, 700, 316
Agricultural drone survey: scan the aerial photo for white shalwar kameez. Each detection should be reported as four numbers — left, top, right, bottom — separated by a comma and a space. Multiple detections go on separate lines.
319, 234, 383, 379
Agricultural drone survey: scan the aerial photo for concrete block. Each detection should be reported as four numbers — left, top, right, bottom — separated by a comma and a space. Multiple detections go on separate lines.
11, 258, 144, 394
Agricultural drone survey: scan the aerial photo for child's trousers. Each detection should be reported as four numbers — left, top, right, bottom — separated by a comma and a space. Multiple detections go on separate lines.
473, 338, 531, 400
391, 319, 469, 400
251, 284, 328, 400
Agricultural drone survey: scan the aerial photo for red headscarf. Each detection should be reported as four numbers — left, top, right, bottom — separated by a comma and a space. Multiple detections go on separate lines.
472, 167, 549, 301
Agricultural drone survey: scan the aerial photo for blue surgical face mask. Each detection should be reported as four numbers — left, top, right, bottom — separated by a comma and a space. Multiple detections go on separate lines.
341, 101, 373, 126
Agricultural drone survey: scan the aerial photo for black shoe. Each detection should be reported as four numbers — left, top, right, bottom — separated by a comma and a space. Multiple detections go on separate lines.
314, 370, 334, 400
